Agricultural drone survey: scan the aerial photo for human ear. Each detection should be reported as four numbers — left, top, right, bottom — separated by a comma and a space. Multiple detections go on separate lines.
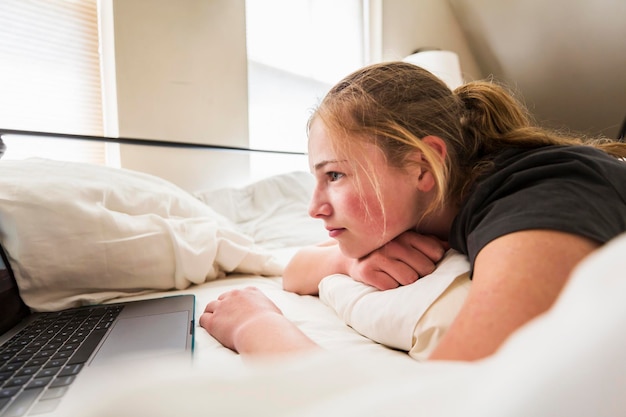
415, 136, 447, 192
421, 135, 447, 160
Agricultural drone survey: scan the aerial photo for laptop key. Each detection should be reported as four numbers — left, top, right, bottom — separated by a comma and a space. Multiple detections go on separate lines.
58, 364, 82, 377
66, 329, 107, 365
25, 377, 53, 390
15, 367, 39, 377
49, 375, 75, 388
28, 397, 61, 415
50, 352, 71, 362
39, 386, 68, 401
43, 359, 65, 369
1, 387, 44, 417
0, 387, 21, 399
5, 376, 31, 388
1, 363, 20, 373
35, 367, 60, 379
23, 359, 46, 368
0, 398, 10, 412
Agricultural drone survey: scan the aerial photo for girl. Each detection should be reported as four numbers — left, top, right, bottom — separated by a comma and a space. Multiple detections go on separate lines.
200, 62, 626, 361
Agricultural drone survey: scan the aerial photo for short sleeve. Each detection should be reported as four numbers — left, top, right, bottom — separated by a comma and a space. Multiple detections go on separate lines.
449, 146, 626, 269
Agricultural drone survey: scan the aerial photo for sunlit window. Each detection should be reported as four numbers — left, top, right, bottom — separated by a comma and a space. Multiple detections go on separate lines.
1, 0, 374, 177
245, 0, 369, 176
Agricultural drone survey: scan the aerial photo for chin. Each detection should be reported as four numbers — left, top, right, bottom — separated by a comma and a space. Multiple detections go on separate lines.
337, 241, 378, 260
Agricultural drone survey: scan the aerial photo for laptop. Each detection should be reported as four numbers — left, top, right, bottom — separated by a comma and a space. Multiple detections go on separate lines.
0, 242, 195, 416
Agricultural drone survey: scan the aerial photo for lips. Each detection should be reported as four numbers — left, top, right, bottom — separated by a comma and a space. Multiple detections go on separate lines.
327, 227, 345, 238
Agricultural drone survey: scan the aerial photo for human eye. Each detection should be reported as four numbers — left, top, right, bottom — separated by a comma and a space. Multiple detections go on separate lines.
326, 171, 344, 182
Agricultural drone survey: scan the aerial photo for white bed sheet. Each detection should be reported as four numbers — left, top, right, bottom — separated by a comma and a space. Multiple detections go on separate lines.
111, 245, 411, 365
59, 232, 626, 417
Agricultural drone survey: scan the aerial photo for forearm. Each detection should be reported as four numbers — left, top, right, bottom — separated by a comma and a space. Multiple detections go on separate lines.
234, 312, 320, 356
283, 243, 351, 295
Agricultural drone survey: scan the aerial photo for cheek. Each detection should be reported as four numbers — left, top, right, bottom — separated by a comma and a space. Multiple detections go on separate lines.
345, 190, 385, 231
361, 187, 420, 242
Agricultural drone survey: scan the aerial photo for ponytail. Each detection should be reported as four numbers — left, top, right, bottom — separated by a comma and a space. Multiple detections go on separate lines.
448, 80, 626, 198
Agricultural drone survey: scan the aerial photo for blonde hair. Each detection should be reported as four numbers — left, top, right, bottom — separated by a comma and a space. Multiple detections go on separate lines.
311, 61, 626, 214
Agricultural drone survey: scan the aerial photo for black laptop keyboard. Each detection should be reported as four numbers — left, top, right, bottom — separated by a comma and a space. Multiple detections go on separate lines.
0, 305, 123, 416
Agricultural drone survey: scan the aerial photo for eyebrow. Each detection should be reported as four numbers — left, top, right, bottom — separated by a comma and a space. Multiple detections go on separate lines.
313, 159, 345, 171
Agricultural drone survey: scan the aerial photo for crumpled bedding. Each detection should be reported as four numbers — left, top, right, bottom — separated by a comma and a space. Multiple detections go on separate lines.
0, 158, 282, 311
194, 170, 327, 249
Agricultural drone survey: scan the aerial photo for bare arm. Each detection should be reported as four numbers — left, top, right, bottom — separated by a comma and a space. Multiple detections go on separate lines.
283, 231, 448, 295
200, 231, 448, 356
282, 241, 348, 295
428, 229, 599, 361
199, 287, 319, 356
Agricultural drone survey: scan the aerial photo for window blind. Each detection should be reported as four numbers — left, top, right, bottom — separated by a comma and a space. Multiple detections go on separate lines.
0, 0, 105, 164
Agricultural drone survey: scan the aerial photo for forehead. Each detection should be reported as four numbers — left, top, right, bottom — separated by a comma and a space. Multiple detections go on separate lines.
308, 118, 385, 172
307, 119, 335, 162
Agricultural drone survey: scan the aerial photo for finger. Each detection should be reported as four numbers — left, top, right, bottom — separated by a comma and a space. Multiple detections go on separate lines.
379, 241, 437, 279
397, 249, 437, 279
358, 269, 401, 290
400, 232, 448, 262
411, 237, 447, 262
198, 312, 212, 330
378, 259, 421, 286
204, 299, 218, 313
217, 291, 233, 301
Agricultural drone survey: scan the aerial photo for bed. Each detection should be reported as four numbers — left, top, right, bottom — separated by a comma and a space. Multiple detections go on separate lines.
1, 152, 625, 417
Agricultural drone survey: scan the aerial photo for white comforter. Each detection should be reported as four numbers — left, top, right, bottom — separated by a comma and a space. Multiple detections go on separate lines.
66, 232, 626, 417
0, 158, 284, 310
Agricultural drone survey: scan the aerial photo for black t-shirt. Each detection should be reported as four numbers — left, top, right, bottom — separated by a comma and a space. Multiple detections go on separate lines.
449, 145, 626, 270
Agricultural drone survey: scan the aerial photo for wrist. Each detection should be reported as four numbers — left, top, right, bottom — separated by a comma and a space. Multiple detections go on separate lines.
232, 312, 286, 354
233, 312, 317, 355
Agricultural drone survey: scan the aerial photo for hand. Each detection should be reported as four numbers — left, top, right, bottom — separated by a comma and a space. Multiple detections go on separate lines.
199, 287, 283, 352
348, 230, 448, 290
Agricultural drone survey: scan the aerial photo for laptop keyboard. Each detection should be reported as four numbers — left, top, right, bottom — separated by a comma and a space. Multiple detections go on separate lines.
0, 305, 123, 416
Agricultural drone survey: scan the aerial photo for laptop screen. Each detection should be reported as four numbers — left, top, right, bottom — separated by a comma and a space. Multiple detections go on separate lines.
0, 242, 31, 335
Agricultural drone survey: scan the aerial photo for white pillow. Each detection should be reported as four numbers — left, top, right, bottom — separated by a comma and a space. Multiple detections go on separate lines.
319, 250, 470, 360
408, 271, 470, 360
0, 158, 281, 311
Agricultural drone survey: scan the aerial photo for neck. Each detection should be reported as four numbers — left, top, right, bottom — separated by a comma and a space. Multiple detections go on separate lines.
416, 204, 458, 242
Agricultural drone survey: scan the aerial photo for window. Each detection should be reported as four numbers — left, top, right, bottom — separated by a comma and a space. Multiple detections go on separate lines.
0, 0, 105, 163
245, 0, 372, 176
1, 0, 378, 175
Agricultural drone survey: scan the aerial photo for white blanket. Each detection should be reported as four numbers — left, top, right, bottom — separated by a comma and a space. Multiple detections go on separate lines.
0, 159, 282, 311
72, 232, 626, 417
194, 170, 327, 249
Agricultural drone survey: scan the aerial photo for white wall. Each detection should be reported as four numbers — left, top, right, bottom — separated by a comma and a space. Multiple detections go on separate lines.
111, 0, 251, 192
379, 0, 626, 138
106, 0, 483, 192
448, 0, 626, 138
105, 0, 624, 193
379, 0, 483, 82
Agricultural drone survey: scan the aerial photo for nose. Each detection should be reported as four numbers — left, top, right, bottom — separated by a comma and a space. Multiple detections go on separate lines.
308, 186, 332, 219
